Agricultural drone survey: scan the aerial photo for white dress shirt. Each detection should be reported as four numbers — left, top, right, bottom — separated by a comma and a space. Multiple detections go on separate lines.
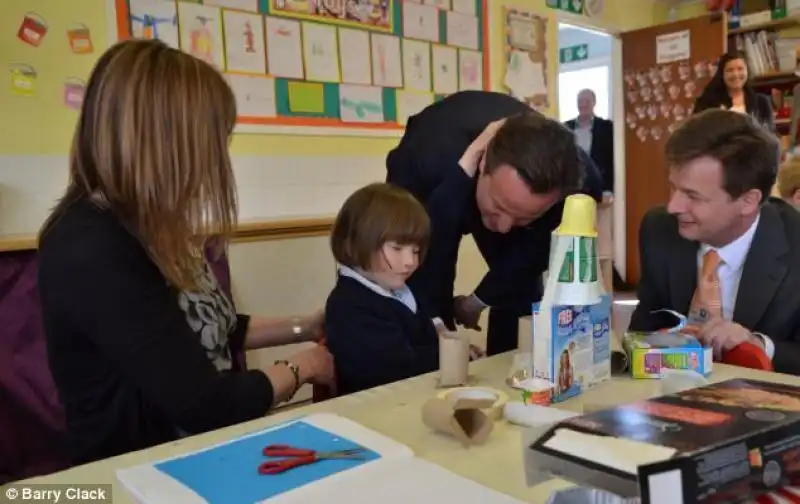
697, 213, 774, 359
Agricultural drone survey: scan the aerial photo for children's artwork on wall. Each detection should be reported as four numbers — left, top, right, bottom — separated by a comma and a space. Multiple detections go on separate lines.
338, 28, 372, 85
223, 10, 266, 74
203, 0, 259, 12
402, 2, 439, 43
339, 84, 384, 123
111, 0, 489, 134
17, 12, 48, 47
423, 0, 450, 8
270, 0, 394, 32
128, 0, 179, 49
450, 0, 476, 15
445, 11, 478, 50
395, 89, 433, 125
370, 34, 403, 88
67, 23, 94, 54
265, 17, 304, 79
227, 74, 277, 117
301, 22, 340, 83
402, 39, 431, 92
9, 63, 37, 96
63, 78, 86, 110
432, 44, 458, 95
502, 8, 549, 111
458, 49, 482, 91
178, 3, 225, 69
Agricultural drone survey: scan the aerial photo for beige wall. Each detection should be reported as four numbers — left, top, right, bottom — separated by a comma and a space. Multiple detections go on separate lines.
229, 237, 489, 404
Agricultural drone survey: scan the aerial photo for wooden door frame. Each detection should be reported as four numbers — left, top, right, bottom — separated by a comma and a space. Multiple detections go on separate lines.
556, 13, 628, 280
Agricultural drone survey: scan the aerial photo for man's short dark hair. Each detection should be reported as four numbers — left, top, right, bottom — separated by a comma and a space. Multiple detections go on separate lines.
331, 183, 430, 270
665, 108, 779, 201
483, 111, 584, 195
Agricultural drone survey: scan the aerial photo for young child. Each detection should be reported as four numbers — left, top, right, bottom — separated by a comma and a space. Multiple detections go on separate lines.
324, 183, 441, 395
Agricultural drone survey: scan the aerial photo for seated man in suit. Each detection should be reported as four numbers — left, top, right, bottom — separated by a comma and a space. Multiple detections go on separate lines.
629, 108, 800, 375
386, 90, 603, 356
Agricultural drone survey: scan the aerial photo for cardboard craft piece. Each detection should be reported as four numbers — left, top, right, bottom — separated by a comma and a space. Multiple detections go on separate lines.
421, 394, 495, 447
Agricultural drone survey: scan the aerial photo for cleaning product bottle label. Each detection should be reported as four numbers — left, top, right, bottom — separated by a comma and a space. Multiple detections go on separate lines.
578, 237, 597, 282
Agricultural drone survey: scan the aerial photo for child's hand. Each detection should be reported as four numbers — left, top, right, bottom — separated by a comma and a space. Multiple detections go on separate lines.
469, 344, 485, 361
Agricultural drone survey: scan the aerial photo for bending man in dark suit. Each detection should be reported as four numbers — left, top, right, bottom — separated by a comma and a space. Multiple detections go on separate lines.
565, 89, 614, 194
386, 90, 603, 356
629, 108, 800, 375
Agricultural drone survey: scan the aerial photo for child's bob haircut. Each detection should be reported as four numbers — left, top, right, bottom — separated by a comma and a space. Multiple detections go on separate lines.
331, 183, 430, 270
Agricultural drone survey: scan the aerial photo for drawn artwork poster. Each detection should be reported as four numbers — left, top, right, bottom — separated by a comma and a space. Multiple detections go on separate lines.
270, 0, 394, 32
177, 3, 225, 69
128, 0, 180, 49
223, 10, 267, 74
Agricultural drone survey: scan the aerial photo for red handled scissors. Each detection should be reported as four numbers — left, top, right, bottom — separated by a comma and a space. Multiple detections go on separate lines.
257, 444, 366, 475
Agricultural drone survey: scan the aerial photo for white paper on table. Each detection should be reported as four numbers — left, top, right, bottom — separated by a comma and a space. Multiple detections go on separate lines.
117, 414, 525, 504
402, 2, 439, 42
222, 10, 266, 74
202, 0, 258, 12
302, 22, 340, 82
504, 50, 546, 99
396, 89, 434, 125
177, 3, 225, 70
226, 74, 276, 117
451, 0, 476, 15
338, 28, 372, 85
458, 49, 483, 90
432, 45, 458, 95
402, 39, 432, 92
339, 84, 384, 123
446, 11, 479, 50
129, 0, 179, 49
265, 17, 304, 79
371, 34, 403, 87
543, 428, 678, 475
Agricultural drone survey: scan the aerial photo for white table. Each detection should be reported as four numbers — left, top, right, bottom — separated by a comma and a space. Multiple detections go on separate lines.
12, 353, 800, 503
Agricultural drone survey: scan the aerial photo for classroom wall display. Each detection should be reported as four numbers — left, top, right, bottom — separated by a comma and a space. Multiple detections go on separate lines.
501, 7, 549, 112
110, 0, 490, 136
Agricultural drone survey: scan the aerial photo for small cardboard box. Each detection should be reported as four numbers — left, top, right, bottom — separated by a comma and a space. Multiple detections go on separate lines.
532, 294, 612, 403
525, 379, 800, 503
421, 393, 495, 447
623, 331, 713, 379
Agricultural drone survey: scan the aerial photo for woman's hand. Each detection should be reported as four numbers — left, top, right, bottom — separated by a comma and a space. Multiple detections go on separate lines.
299, 309, 325, 342
292, 345, 336, 387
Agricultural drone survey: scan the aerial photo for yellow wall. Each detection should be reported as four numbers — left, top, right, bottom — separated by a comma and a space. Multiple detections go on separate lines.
0, 0, 656, 159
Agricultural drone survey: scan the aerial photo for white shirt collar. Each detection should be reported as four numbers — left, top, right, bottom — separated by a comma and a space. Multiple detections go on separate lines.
699, 212, 760, 272
337, 264, 417, 313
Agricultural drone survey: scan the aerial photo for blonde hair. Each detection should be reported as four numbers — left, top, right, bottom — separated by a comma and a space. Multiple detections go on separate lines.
39, 39, 238, 291
778, 158, 800, 199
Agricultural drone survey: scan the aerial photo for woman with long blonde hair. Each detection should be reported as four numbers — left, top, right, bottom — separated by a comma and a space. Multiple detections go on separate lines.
37, 39, 334, 465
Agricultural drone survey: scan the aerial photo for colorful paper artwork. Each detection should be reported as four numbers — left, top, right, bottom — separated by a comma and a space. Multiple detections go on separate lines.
129, 0, 179, 49
223, 10, 266, 74
67, 23, 94, 54
177, 3, 225, 69
17, 12, 48, 47
9, 63, 37, 97
271, 0, 393, 31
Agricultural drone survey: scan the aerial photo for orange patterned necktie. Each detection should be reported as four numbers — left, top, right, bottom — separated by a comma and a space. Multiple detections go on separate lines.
690, 249, 723, 320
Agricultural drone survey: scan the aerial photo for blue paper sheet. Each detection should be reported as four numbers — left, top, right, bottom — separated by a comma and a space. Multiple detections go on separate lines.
154, 420, 381, 504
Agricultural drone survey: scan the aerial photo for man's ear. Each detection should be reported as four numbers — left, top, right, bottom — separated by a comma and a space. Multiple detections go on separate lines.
792, 188, 800, 207
740, 188, 763, 213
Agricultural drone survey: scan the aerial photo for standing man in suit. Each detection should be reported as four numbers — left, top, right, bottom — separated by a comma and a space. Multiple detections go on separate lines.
386, 90, 603, 356
629, 109, 800, 375
565, 89, 614, 194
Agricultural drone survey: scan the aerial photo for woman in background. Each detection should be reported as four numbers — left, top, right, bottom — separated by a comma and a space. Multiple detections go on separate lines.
36, 39, 334, 466
693, 51, 775, 133
777, 157, 800, 208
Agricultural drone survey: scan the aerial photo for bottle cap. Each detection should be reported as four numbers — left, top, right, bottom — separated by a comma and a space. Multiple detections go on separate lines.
555, 194, 597, 237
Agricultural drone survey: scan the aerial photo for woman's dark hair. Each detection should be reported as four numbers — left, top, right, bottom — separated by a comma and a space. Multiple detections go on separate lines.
693, 51, 758, 115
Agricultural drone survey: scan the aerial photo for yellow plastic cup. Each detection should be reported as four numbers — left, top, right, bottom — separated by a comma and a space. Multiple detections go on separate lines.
555, 194, 597, 237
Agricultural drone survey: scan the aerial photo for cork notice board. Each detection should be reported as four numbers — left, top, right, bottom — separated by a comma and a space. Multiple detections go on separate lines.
502, 8, 549, 111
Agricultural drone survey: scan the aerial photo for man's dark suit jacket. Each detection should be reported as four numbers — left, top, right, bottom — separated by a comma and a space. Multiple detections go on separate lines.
386, 90, 603, 330
565, 117, 614, 193
629, 199, 800, 375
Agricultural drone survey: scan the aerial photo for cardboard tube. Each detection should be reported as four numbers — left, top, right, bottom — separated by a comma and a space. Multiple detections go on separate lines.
438, 332, 470, 387
437, 387, 509, 421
